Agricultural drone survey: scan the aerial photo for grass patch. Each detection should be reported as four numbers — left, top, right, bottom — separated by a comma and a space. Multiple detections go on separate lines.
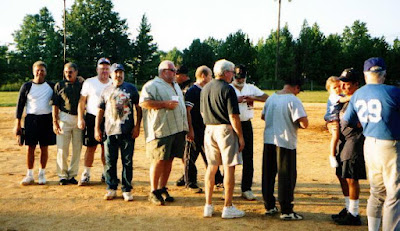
0, 92, 19, 107
264, 90, 328, 103
0, 90, 329, 107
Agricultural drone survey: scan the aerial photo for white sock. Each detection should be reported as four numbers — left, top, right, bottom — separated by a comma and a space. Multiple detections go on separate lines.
39, 168, 45, 175
27, 169, 33, 177
367, 216, 381, 231
83, 167, 91, 175
345, 196, 350, 210
348, 199, 359, 216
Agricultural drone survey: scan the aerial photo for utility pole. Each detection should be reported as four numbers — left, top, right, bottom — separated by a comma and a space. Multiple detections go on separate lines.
63, 0, 66, 64
274, 0, 281, 83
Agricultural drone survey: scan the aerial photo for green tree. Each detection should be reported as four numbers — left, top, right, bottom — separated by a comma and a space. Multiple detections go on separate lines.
256, 25, 295, 89
132, 14, 159, 84
322, 34, 345, 78
295, 21, 326, 85
66, 0, 132, 78
204, 37, 223, 58
0, 46, 8, 84
182, 39, 216, 75
386, 38, 400, 84
217, 30, 258, 82
13, 7, 63, 81
162, 47, 183, 66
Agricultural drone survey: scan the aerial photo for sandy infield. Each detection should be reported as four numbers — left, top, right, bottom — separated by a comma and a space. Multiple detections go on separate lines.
0, 102, 369, 230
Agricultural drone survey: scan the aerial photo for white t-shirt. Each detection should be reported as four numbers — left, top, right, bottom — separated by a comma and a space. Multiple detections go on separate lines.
80, 76, 111, 116
262, 93, 307, 150
230, 83, 265, 121
26, 82, 53, 115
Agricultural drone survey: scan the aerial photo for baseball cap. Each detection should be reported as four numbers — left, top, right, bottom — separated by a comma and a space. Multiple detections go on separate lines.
176, 65, 188, 75
110, 63, 125, 72
363, 57, 386, 72
339, 68, 359, 82
97, 57, 111, 66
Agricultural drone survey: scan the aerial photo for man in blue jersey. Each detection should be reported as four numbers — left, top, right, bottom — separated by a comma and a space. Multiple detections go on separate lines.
342, 57, 400, 231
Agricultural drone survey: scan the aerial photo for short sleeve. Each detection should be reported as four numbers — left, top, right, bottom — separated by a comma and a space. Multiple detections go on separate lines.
139, 82, 155, 103
250, 85, 265, 97
290, 97, 307, 122
227, 85, 240, 115
185, 86, 195, 108
80, 80, 89, 97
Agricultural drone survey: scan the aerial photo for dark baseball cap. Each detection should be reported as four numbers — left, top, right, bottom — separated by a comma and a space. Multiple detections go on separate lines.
110, 63, 125, 72
363, 57, 386, 72
339, 68, 359, 82
176, 65, 188, 75
97, 57, 111, 66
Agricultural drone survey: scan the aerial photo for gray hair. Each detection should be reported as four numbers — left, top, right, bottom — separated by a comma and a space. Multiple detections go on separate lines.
158, 60, 174, 76
213, 59, 234, 77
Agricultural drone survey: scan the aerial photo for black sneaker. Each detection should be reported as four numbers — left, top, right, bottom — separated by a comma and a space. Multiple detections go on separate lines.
59, 179, 69, 185
331, 208, 348, 221
68, 177, 78, 185
148, 190, 165, 206
176, 175, 185, 187
187, 183, 203, 193
335, 213, 361, 226
160, 187, 175, 202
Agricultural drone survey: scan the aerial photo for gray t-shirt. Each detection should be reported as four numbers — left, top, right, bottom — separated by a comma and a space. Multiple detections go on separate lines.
262, 93, 307, 150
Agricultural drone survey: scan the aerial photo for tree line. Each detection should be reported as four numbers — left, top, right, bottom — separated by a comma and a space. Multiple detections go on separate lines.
0, 0, 399, 90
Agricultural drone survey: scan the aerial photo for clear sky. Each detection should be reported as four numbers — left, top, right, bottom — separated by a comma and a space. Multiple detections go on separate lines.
1, 0, 399, 51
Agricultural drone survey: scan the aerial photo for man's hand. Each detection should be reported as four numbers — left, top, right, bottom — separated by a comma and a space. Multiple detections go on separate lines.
164, 100, 179, 110
186, 129, 194, 142
53, 121, 62, 135
77, 118, 85, 130
237, 96, 246, 103
132, 125, 140, 139
238, 135, 245, 152
94, 128, 102, 142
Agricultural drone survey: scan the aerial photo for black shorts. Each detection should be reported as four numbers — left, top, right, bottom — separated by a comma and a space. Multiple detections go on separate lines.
24, 113, 56, 146
336, 154, 367, 180
83, 113, 105, 147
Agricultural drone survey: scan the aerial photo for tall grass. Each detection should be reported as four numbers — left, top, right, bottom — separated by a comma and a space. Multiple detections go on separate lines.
0, 92, 19, 107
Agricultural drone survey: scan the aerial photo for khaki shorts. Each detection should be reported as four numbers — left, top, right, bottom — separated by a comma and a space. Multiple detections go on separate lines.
146, 132, 186, 161
204, 124, 243, 166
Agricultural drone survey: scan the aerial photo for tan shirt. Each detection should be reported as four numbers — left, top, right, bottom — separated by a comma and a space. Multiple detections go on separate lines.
139, 77, 188, 142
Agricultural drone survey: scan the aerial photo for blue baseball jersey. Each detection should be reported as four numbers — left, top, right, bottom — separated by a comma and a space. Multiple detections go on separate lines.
343, 84, 400, 140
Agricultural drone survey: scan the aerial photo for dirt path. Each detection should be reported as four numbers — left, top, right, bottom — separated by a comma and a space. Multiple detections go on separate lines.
0, 103, 369, 230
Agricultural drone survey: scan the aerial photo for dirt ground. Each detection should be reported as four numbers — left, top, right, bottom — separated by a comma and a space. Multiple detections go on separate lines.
0, 102, 370, 231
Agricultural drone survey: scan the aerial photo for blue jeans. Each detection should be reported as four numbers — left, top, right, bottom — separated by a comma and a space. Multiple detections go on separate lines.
104, 134, 134, 192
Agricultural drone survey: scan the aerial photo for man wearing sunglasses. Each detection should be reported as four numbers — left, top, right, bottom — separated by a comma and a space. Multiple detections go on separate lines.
230, 64, 268, 201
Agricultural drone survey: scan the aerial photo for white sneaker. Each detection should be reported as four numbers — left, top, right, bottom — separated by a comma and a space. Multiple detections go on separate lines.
329, 155, 339, 168
78, 173, 90, 186
122, 192, 133, 201
203, 204, 214, 218
242, 190, 256, 201
221, 205, 245, 219
104, 190, 117, 200
20, 176, 34, 186
38, 171, 46, 185
265, 206, 278, 215
280, 212, 304, 220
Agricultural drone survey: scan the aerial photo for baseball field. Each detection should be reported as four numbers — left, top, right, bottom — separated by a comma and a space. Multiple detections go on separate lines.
0, 99, 370, 230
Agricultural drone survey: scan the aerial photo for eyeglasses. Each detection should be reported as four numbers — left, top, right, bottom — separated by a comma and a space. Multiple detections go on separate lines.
164, 69, 177, 73
234, 75, 246, 79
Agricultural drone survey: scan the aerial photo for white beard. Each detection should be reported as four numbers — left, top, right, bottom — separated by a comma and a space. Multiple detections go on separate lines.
233, 79, 246, 88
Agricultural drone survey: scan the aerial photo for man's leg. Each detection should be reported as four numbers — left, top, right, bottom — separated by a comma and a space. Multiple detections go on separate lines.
121, 136, 134, 193
277, 147, 297, 215
187, 141, 201, 186
262, 144, 277, 211
104, 136, 119, 190
205, 165, 219, 205
150, 160, 165, 192
347, 178, 360, 216
223, 165, 235, 207
27, 145, 36, 169
241, 121, 254, 194
159, 159, 174, 189
69, 126, 83, 179
39, 146, 49, 169
56, 121, 71, 180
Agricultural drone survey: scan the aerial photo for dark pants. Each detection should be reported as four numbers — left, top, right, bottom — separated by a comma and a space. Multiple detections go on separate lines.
241, 121, 254, 192
104, 134, 134, 192
185, 133, 223, 185
262, 144, 297, 214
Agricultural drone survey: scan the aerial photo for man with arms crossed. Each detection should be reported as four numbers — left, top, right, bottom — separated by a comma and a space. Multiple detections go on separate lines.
140, 60, 188, 205
77, 58, 111, 185
230, 64, 268, 200
52, 62, 84, 185
261, 78, 308, 220
342, 57, 400, 231
201, 59, 245, 219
